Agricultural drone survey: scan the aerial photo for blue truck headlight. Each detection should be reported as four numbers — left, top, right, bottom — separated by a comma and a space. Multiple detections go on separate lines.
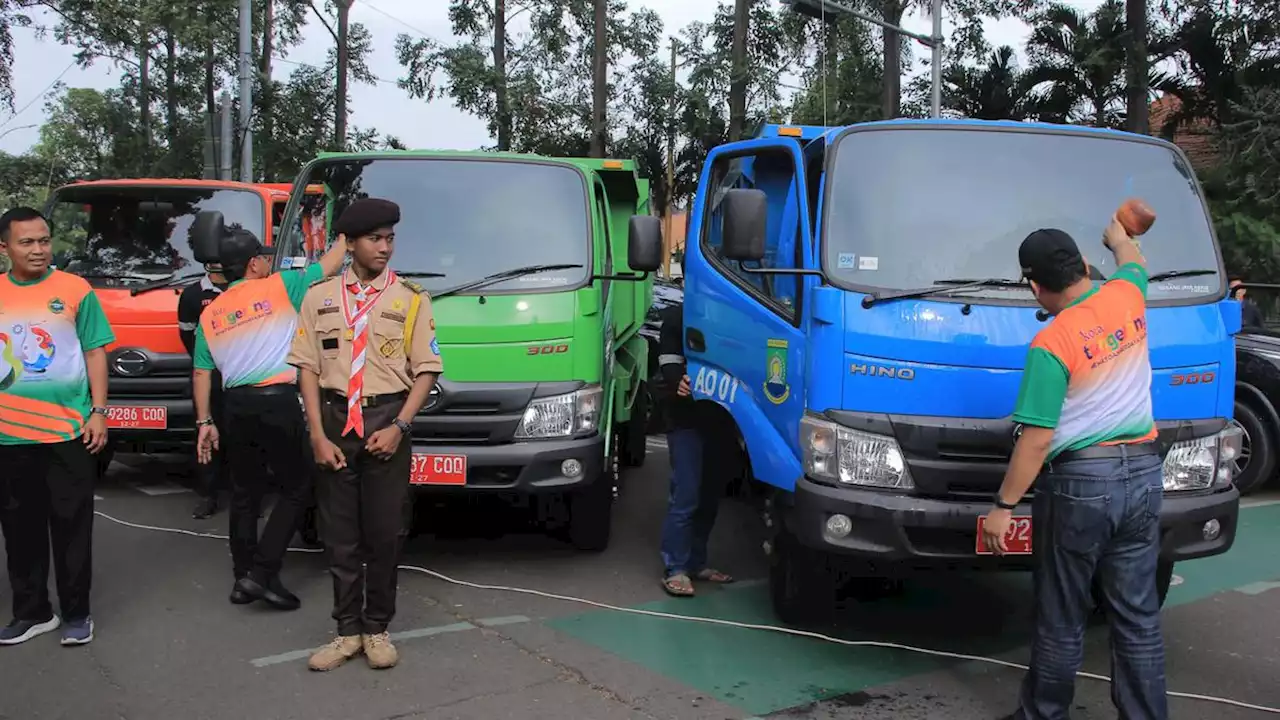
515, 385, 603, 439
1162, 424, 1244, 491
800, 415, 914, 490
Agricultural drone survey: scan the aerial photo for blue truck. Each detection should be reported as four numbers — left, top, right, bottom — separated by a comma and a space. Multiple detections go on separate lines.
679, 120, 1245, 622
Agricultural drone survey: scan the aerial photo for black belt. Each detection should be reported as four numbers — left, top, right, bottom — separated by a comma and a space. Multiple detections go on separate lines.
224, 383, 296, 397
1048, 442, 1159, 469
322, 389, 407, 409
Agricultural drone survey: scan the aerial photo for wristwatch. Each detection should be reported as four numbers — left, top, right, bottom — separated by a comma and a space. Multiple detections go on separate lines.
392, 418, 412, 435
993, 496, 1018, 510
196, 417, 215, 427
90, 406, 108, 418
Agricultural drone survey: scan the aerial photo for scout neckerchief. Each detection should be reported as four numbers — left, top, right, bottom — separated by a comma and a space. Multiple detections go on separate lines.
340, 268, 397, 438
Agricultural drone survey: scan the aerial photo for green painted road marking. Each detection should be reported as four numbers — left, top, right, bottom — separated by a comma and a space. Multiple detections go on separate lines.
549, 503, 1280, 717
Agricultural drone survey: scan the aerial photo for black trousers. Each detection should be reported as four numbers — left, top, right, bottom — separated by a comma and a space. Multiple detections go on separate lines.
195, 381, 230, 498
222, 386, 311, 580
0, 440, 96, 622
316, 391, 412, 636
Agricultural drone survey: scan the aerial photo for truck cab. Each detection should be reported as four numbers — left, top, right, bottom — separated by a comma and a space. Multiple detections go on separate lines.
273, 151, 660, 551
41, 179, 290, 467
683, 121, 1243, 621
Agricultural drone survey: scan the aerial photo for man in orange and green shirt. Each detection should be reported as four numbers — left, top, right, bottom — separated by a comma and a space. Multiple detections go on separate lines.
0, 206, 114, 647
983, 219, 1166, 720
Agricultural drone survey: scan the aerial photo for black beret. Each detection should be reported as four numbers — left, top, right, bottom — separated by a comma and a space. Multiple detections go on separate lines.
333, 198, 401, 237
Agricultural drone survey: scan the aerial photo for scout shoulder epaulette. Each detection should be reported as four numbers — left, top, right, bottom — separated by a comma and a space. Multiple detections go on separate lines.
399, 278, 424, 294
309, 275, 338, 289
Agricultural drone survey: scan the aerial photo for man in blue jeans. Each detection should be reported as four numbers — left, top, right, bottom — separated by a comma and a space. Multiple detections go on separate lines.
657, 304, 733, 597
983, 217, 1167, 719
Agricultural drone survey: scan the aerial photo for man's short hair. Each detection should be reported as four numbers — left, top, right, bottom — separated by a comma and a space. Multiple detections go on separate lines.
0, 206, 47, 243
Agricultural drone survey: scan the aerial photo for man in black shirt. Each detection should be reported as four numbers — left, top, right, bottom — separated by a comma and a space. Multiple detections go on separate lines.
178, 270, 228, 518
656, 304, 733, 596
1230, 278, 1265, 329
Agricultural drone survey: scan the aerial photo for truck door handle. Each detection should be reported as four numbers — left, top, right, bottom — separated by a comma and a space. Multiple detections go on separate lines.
686, 327, 706, 352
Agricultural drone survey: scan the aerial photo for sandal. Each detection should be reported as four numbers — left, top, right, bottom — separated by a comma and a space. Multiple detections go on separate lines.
662, 573, 695, 597
693, 568, 734, 584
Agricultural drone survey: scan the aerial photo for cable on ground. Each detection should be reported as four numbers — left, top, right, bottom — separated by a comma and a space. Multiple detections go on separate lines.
92, 509, 1280, 715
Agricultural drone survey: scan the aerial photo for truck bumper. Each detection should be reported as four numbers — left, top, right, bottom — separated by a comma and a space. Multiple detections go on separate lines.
787, 476, 1239, 571
407, 433, 605, 495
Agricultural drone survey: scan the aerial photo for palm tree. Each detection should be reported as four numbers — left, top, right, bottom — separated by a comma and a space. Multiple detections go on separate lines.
943, 45, 1038, 120
1023, 0, 1129, 128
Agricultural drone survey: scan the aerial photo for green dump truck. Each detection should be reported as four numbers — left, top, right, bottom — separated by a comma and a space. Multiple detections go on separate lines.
272, 151, 661, 551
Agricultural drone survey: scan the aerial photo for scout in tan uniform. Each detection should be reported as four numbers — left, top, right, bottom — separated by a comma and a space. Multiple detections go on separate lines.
287, 198, 442, 671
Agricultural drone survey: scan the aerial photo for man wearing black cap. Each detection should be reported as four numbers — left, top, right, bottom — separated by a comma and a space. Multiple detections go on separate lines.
191, 225, 347, 610
983, 218, 1166, 719
288, 198, 443, 672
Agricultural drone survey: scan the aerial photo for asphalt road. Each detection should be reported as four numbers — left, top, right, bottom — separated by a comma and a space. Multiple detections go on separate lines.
1, 437, 1278, 720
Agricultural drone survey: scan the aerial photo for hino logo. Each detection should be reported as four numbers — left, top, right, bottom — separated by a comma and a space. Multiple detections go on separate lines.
849, 363, 915, 380
425, 384, 442, 411
112, 349, 150, 377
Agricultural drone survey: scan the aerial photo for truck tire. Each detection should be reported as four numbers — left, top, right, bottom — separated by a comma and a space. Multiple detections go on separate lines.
619, 382, 649, 468
1090, 559, 1175, 617
1230, 399, 1275, 495
566, 435, 617, 552
769, 529, 838, 625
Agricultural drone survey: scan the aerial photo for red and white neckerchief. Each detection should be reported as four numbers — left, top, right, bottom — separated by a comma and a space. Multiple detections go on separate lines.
340, 269, 396, 438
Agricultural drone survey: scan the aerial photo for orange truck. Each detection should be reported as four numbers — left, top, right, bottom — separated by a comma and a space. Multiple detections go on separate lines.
40, 178, 315, 470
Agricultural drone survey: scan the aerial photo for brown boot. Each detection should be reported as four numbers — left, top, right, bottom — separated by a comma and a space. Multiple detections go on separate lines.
307, 635, 363, 672
362, 632, 398, 669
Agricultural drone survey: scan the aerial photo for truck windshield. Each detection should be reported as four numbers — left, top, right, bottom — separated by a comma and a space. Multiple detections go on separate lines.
821, 127, 1223, 302
280, 157, 592, 294
46, 186, 265, 285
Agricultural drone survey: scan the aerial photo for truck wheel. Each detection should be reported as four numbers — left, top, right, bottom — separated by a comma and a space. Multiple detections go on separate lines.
619, 382, 649, 468
566, 437, 617, 552
1230, 400, 1275, 495
769, 530, 837, 625
1090, 559, 1176, 617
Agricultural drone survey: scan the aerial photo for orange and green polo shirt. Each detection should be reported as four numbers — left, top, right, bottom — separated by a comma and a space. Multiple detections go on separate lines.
1013, 263, 1157, 461
0, 269, 116, 445
193, 264, 323, 389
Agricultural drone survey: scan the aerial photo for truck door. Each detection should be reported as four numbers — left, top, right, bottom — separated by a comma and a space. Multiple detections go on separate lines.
685, 139, 814, 490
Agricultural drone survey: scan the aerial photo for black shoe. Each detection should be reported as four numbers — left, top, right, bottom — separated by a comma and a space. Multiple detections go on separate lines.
192, 497, 220, 520
235, 574, 300, 611
229, 585, 254, 605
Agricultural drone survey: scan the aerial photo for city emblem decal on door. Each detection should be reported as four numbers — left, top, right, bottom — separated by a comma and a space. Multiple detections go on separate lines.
763, 338, 790, 405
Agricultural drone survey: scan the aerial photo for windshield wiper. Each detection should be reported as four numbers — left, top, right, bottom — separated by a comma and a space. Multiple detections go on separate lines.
1148, 269, 1216, 283
77, 272, 160, 282
129, 271, 206, 296
432, 264, 584, 300
862, 277, 1026, 309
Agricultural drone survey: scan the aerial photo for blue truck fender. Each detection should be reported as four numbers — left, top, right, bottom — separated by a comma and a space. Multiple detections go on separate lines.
687, 358, 803, 492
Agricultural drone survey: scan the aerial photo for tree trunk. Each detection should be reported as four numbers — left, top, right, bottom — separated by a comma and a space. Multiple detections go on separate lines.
589, 0, 607, 157
728, 0, 749, 141
204, 18, 217, 179
164, 27, 179, 156
493, 0, 511, 151
138, 37, 151, 154
260, 0, 275, 175
1125, 0, 1149, 134
881, 0, 903, 120
335, 0, 351, 150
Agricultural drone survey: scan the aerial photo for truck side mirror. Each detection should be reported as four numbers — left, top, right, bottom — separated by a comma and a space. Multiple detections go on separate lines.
191, 210, 226, 264
722, 189, 767, 262
627, 215, 662, 273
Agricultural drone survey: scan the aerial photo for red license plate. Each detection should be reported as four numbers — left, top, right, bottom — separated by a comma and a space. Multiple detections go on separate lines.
105, 405, 168, 430
410, 454, 467, 486
975, 515, 1033, 555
